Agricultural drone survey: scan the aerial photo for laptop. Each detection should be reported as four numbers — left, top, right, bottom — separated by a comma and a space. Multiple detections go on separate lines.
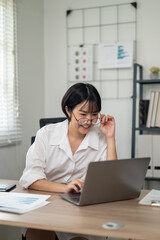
59, 157, 150, 206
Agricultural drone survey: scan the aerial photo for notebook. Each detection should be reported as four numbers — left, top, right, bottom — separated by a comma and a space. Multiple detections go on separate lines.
59, 157, 150, 206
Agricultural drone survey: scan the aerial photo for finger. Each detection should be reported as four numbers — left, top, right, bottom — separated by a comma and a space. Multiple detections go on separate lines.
72, 183, 82, 192
100, 114, 106, 123
76, 179, 84, 184
100, 114, 105, 121
67, 184, 79, 193
100, 115, 110, 123
68, 182, 81, 192
102, 115, 114, 123
74, 180, 83, 190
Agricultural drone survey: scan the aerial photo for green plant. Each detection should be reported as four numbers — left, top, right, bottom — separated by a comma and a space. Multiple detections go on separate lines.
149, 66, 160, 74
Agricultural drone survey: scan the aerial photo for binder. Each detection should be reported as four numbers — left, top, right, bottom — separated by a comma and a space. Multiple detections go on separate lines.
151, 91, 159, 127
155, 92, 160, 127
146, 91, 155, 128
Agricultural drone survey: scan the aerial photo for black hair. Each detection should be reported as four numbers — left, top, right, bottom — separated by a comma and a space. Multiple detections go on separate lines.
61, 83, 101, 121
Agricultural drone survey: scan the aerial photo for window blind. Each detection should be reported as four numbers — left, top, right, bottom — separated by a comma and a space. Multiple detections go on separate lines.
0, 0, 21, 146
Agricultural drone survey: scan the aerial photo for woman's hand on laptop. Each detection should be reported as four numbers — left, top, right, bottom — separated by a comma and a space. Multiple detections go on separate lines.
65, 179, 84, 193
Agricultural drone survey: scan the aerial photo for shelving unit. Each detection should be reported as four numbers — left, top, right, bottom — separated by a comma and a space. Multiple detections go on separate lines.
131, 63, 160, 181
131, 63, 160, 157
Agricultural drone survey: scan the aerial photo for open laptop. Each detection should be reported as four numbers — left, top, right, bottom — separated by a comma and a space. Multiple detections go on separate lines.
59, 157, 150, 206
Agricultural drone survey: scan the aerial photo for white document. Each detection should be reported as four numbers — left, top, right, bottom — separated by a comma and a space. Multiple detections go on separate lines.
98, 43, 116, 69
98, 41, 134, 69
0, 192, 50, 214
139, 189, 160, 206
69, 45, 93, 81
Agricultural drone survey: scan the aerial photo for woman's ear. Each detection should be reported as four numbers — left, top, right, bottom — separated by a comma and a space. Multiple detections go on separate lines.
65, 106, 71, 118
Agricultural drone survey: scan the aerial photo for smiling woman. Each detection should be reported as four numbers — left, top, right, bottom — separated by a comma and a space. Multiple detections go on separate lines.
19, 83, 117, 240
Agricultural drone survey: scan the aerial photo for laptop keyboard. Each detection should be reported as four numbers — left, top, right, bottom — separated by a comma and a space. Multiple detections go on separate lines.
67, 192, 81, 203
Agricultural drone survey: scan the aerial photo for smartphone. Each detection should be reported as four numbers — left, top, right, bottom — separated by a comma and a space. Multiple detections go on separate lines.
0, 183, 16, 192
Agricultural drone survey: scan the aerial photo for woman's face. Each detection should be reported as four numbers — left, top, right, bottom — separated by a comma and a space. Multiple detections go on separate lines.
68, 101, 99, 136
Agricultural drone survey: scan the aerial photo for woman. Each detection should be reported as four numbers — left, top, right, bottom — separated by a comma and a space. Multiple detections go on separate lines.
20, 83, 117, 240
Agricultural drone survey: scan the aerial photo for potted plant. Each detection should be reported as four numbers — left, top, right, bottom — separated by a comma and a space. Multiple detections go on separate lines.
149, 66, 160, 79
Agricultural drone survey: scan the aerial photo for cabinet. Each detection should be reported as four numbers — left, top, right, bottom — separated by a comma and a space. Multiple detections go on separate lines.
131, 63, 160, 180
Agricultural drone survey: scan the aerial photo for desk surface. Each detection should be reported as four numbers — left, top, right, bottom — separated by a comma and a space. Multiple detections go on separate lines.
0, 180, 160, 240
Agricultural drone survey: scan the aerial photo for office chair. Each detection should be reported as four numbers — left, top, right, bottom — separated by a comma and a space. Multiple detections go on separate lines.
31, 136, 36, 145
39, 117, 66, 128
31, 117, 66, 144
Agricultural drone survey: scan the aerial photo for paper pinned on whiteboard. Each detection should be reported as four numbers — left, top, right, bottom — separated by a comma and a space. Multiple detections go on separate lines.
69, 45, 93, 81
98, 41, 134, 69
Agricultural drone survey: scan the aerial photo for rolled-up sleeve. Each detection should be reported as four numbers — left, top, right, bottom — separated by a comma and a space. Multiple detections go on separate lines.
19, 128, 47, 188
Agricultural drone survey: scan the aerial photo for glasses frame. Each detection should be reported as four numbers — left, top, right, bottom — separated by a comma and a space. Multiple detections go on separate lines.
72, 112, 101, 126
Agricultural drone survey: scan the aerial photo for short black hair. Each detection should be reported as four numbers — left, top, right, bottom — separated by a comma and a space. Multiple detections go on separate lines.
61, 83, 101, 121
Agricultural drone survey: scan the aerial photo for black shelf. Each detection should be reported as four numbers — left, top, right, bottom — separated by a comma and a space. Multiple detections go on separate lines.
135, 127, 160, 131
136, 80, 160, 84
145, 177, 160, 181
131, 63, 160, 158
132, 63, 160, 182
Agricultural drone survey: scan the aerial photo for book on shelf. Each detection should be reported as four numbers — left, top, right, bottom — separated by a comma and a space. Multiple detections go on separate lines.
146, 91, 160, 128
139, 100, 149, 127
151, 91, 159, 127
146, 91, 155, 128
155, 93, 160, 127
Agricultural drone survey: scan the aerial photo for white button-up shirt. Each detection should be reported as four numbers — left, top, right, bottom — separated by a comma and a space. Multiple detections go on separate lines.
19, 120, 107, 188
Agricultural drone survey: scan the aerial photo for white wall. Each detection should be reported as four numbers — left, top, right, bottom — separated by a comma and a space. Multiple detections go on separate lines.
17, 0, 45, 173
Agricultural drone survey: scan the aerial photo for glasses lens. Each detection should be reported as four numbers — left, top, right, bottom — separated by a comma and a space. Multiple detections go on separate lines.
78, 117, 100, 125
78, 118, 88, 125
92, 118, 100, 125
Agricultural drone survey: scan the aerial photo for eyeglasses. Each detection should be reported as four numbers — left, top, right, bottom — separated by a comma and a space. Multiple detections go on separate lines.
72, 112, 101, 126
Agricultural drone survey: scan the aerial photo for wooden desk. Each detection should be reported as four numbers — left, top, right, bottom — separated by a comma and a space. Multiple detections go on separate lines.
0, 180, 160, 240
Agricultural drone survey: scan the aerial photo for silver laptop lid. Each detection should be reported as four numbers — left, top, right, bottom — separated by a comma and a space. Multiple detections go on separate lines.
60, 157, 150, 206
79, 157, 150, 205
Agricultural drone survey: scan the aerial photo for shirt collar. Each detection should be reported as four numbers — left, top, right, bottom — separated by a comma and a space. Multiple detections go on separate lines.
48, 119, 68, 145
49, 120, 99, 151
81, 126, 99, 150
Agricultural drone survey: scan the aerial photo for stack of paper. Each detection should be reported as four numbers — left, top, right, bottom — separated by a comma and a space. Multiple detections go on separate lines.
139, 189, 160, 206
0, 192, 50, 214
